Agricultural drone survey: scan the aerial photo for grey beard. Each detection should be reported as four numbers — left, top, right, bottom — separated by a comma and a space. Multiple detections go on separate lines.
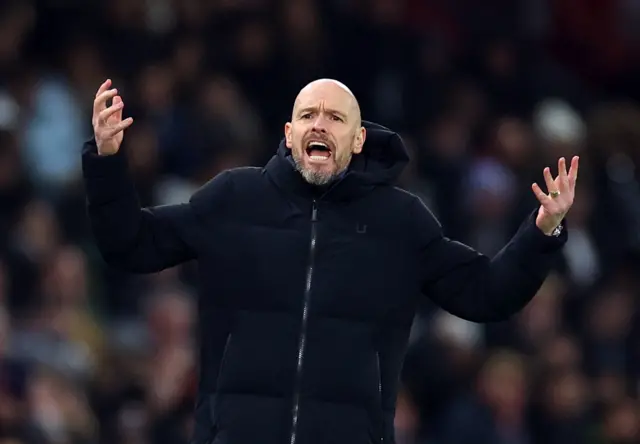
292, 153, 348, 186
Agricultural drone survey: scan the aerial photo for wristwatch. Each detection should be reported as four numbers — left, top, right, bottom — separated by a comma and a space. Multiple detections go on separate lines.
551, 223, 564, 237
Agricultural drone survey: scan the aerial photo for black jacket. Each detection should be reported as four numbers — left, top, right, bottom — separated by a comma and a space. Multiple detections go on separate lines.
82, 121, 566, 444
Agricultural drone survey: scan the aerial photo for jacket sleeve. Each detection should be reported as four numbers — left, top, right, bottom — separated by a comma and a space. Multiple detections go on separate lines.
82, 138, 199, 273
412, 197, 567, 323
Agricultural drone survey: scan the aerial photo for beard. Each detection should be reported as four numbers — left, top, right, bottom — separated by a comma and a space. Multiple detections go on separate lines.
291, 149, 352, 186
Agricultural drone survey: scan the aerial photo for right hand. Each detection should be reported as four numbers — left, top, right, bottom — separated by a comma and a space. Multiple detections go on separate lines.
92, 79, 133, 156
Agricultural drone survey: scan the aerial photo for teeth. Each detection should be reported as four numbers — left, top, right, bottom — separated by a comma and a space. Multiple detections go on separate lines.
309, 142, 328, 148
309, 155, 329, 161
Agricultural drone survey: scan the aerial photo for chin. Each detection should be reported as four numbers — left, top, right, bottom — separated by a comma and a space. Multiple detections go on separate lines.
303, 168, 335, 185
292, 149, 341, 185
303, 158, 336, 173
301, 172, 335, 186
299, 163, 337, 186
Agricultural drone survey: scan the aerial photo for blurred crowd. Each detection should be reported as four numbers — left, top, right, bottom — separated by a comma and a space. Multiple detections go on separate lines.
1, 0, 640, 443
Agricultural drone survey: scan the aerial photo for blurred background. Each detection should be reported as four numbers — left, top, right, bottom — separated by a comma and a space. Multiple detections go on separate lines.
0, 0, 640, 443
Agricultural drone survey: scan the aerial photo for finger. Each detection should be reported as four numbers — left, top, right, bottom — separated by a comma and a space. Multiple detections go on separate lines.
104, 117, 133, 137
558, 157, 570, 192
93, 88, 118, 116
532, 182, 552, 206
99, 98, 124, 123
112, 95, 123, 122
568, 156, 579, 187
543, 167, 556, 193
95, 79, 112, 98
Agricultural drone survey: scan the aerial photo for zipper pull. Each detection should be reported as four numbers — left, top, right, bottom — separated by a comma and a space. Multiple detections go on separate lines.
311, 200, 318, 222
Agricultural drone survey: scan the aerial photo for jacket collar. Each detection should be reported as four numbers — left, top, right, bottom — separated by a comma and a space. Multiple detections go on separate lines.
264, 120, 409, 202
264, 141, 373, 202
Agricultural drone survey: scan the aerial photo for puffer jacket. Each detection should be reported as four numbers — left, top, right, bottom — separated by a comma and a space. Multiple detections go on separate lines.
81, 121, 567, 444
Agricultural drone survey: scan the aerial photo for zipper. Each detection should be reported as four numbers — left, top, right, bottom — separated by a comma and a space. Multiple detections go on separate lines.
217, 333, 232, 386
289, 199, 319, 444
376, 351, 385, 444
211, 332, 232, 440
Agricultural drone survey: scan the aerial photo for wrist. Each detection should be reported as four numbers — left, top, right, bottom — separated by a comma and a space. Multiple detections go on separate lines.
541, 222, 564, 237
96, 146, 118, 156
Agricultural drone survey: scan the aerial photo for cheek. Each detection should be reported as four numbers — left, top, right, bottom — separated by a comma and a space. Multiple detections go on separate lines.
291, 130, 306, 149
337, 135, 355, 155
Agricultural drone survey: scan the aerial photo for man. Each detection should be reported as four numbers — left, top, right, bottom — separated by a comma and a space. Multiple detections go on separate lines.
82, 78, 578, 444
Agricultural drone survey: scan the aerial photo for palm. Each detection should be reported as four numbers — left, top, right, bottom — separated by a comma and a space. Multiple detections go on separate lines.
535, 204, 557, 232
535, 175, 562, 225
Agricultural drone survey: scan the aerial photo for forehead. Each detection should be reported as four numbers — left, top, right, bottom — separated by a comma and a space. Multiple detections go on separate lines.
295, 83, 355, 113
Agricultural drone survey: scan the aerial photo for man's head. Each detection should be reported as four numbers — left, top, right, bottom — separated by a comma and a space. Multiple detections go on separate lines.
285, 79, 366, 186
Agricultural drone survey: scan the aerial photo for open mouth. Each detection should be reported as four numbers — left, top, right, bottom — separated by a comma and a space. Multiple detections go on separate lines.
305, 141, 332, 162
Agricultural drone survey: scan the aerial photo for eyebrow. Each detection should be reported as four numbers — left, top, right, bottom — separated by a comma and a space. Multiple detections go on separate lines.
298, 106, 348, 119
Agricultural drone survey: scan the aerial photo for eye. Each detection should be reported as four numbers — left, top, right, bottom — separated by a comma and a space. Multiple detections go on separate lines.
301, 113, 313, 119
331, 115, 344, 122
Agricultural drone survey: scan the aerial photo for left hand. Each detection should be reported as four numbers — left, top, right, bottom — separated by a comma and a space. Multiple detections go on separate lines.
531, 156, 579, 235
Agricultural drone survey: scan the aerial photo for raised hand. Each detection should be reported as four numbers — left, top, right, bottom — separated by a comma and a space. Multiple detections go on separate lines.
531, 156, 579, 235
92, 79, 133, 156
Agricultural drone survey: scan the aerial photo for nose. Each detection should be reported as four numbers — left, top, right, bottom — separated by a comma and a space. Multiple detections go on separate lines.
311, 115, 327, 133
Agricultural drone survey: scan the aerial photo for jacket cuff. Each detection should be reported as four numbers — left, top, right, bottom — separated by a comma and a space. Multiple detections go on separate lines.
81, 137, 129, 177
81, 137, 135, 202
518, 209, 568, 253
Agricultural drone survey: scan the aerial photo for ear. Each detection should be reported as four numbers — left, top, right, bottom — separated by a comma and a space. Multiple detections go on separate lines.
352, 126, 366, 154
284, 122, 293, 149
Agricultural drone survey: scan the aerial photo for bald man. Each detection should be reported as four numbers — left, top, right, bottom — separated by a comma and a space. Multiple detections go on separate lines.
286, 79, 365, 187
82, 78, 578, 444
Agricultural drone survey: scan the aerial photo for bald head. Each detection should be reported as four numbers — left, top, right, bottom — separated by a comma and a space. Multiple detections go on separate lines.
284, 78, 366, 186
292, 79, 361, 127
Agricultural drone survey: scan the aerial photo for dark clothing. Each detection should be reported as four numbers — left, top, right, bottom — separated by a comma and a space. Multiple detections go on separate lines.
81, 121, 567, 444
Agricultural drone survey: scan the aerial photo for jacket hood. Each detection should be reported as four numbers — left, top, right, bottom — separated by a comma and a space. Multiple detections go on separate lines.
276, 120, 410, 186
348, 120, 410, 185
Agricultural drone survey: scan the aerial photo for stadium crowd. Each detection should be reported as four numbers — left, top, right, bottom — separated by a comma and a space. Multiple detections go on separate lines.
0, 0, 640, 443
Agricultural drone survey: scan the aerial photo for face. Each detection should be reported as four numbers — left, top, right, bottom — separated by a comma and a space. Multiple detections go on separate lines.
285, 81, 365, 186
